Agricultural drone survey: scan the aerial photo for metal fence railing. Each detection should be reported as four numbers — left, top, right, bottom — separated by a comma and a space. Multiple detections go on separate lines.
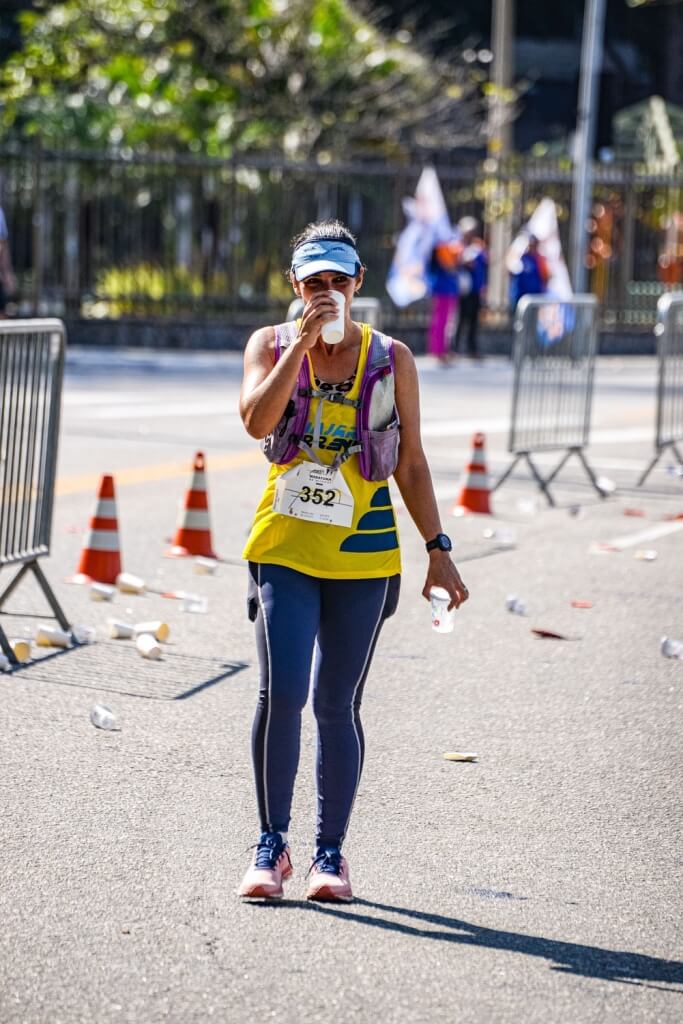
0, 318, 71, 664
493, 295, 605, 504
638, 292, 683, 485
1, 143, 682, 330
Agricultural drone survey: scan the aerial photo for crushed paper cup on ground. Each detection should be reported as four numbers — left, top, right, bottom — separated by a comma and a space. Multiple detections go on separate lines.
0, 654, 10, 672
571, 600, 593, 609
634, 549, 657, 561
107, 619, 135, 640
135, 634, 162, 660
596, 476, 617, 494
443, 752, 478, 762
661, 636, 683, 659
133, 621, 169, 642
9, 639, 31, 662
89, 582, 115, 601
71, 624, 97, 644
193, 557, 218, 575
116, 572, 146, 594
623, 508, 645, 517
35, 625, 71, 649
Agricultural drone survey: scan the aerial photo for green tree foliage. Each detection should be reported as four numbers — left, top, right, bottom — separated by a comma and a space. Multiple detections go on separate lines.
0, 0, 483, 159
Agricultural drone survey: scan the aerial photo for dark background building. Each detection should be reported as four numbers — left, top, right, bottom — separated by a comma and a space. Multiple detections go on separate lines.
357, 0, 683, 155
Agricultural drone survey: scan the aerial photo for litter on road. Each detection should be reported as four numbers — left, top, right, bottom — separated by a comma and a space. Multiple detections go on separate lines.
89, 583, 116, 601
660, 636, 683, 659
571, 600, 593, 608
506, 595, 527, 615
90, 704, 118, 730
116, 572, 146, 594
10, 639, 31, 662
531, 627, 575, 640
194, 556, 218, 574
136, 634, 162, 660
634, 549, 658, 560
107, 619, 135, 639
35, 626, 71, 649
72, 624, 97, 644
443, 751, 478, 762
133, 620, 169, 642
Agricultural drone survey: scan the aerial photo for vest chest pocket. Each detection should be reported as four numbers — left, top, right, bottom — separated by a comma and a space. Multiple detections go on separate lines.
360, 422, 400, 481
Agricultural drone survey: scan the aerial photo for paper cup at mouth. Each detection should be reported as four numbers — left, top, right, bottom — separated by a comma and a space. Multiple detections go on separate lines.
321, 291, 346, 345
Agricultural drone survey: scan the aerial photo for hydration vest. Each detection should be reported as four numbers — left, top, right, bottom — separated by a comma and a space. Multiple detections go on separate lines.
262, 321, 400, 482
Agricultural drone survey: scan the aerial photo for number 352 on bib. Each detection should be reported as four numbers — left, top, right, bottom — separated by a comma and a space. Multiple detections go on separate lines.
273, 463, 354, 527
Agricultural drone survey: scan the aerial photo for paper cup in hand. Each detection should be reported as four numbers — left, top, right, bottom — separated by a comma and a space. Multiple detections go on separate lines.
430, 587, 455, 634
321, 291, 346, 345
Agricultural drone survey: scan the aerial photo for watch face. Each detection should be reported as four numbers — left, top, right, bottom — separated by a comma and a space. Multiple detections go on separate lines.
438, 534, 452, 551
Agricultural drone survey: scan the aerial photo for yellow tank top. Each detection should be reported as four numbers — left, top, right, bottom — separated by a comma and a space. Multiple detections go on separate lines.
242, 323, 401, 579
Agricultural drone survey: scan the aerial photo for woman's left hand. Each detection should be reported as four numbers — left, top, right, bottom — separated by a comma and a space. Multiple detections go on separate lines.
422, 554, 469, 611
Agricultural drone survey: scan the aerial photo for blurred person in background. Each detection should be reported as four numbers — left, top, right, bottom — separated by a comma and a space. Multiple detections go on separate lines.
508, 233, 549, 311
0, 203, 16, 318
427, 232, 462, 364
453, 216, 488, 361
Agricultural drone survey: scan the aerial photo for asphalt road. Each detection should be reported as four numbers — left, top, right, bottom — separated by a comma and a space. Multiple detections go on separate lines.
1, 350, 682, 1024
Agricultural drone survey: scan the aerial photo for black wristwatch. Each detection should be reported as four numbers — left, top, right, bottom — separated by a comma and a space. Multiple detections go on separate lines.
425, 533, 452, 553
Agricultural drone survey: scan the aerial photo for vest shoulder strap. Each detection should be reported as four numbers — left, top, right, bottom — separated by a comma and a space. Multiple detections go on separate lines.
274, 320, 300, 359
368, 329, 395, 373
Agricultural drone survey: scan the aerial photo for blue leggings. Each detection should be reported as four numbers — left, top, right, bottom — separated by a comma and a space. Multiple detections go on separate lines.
247, 562, 400, 847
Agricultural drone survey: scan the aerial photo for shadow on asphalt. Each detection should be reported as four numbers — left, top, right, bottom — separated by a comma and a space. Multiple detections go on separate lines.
251, 897, 683, 990
3, 642, 249, 701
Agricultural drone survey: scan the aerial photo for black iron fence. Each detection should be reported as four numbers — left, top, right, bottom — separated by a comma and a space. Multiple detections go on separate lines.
1, 143, 682, 330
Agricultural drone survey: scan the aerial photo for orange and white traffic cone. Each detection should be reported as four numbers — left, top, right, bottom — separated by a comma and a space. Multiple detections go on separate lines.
69, 474, 123, 584
165, 451, 218, 558
452, 432, 493, 516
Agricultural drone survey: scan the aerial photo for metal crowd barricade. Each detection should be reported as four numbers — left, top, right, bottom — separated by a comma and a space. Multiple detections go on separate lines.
492, 295, 605, 505
0, 319, 71, 664
286, 296, 383, 330
637, 292, 683, 486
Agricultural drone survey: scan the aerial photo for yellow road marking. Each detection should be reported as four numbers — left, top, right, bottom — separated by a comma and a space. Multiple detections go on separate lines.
55, 449, 263, 497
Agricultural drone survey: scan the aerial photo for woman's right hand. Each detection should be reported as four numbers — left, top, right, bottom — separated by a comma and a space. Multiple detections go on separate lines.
296, 292, 340, 349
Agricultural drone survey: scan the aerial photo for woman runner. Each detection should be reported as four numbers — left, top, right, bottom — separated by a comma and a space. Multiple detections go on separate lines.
238, 220, 469, 901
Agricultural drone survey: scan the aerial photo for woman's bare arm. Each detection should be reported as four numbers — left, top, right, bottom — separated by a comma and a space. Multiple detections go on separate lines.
391, 341, 469, 609
239, 292, 340, 439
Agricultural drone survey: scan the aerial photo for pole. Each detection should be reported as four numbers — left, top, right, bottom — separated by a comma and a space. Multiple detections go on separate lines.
569, 0, 607, 294
486, 0, 515, 319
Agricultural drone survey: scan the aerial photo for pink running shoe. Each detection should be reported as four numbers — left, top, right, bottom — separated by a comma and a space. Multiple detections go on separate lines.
305, 846, 353, 902
237, 832, 293, 900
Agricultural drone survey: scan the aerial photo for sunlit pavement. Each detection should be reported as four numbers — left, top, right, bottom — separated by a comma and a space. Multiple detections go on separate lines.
1, 351, 681, 1023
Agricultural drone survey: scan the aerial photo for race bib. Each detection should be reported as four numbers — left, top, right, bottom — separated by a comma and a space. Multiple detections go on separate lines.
273, 462, 354, 527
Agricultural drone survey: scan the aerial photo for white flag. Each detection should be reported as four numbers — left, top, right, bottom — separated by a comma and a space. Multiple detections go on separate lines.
386, 167, 453, 307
